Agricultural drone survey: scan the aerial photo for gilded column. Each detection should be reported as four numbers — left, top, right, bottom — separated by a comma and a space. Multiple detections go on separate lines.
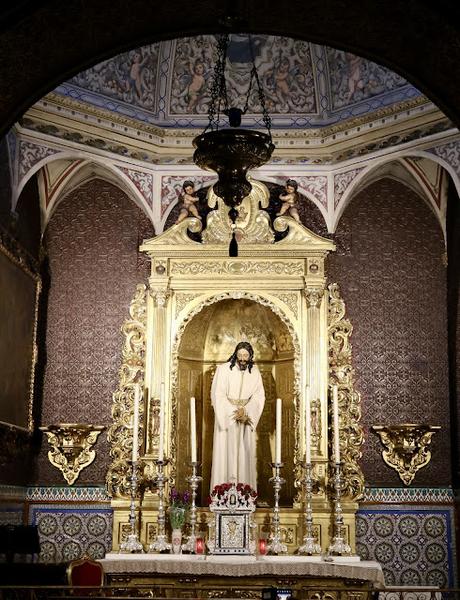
150, 286, 170, 379
144, 280, 170, 456
304, 285, 325, 458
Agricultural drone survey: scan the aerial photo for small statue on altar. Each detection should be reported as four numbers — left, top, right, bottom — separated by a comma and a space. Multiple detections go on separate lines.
175, 180, 202, 224
210, 342, 265, 492
277, 178, 301, 222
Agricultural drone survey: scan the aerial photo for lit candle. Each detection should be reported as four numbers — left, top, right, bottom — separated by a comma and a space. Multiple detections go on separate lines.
332, 384, 340, 463
158, 382, 165, 461
190, 396, 197, 463
132, 384, 140, 463
305, 385, 311, 464
275, 397, 282, 464
258, 539, 267, 555
195, 537, 205, 554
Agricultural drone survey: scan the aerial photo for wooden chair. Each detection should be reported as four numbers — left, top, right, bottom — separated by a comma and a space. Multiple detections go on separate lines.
67, 554, 105, 595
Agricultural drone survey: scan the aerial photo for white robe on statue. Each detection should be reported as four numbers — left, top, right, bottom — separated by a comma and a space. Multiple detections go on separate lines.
210, 362, 265, 491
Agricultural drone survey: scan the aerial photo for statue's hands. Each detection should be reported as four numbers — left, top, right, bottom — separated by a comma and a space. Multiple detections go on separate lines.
233, 407, 246, 422
234, 407, 253, 427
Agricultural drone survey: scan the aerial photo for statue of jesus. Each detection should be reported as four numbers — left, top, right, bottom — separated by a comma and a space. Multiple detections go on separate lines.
210, 341, 265, 491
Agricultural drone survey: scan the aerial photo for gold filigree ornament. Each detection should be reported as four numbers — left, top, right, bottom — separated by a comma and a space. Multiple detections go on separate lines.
372, 424, 441, 485
106, 283, 147, 497
328, 283, 365, 500
40, 424, 105, 485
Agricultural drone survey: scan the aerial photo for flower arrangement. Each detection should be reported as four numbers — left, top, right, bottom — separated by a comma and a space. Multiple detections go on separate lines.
211, 482, 257, 501
208, 482, 258, 511
169, 488, 191, 529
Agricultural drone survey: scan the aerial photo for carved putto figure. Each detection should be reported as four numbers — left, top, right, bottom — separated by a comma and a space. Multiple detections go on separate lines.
277, 178, 300, 223
175, 180, 201, 224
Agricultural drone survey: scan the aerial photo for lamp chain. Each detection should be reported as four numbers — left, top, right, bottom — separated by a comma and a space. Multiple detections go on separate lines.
205, 33, 272, 136
206, 33, 230, 132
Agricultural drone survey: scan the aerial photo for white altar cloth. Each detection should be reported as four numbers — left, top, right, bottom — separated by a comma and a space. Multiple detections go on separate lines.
101, 553, 385, 587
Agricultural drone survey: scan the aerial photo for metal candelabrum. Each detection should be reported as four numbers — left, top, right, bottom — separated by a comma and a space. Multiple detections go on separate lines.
266, 462, 288, 555
298, 461, 322, 555
148, 458, 172, 553
182, 461, 203, 553
327, 461, 351, 555
119, 460, 144, 553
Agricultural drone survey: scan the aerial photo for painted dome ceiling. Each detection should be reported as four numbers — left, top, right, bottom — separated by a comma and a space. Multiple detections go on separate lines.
55, 34, 424, 130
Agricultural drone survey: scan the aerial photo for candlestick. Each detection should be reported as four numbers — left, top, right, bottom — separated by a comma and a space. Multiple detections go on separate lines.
327, 461, 351, 556
275, 397, 282, 464
190, 396, 197, 463
119, 460, 144, 553
332, 385, 340, 463
182, 461, 202, 553
305, 386, 311, 464
298, 461, 322, 555
147, 457, 171, 553
159, 382, 165, 461
267, 461, 287, 555
132, 384, 140, 463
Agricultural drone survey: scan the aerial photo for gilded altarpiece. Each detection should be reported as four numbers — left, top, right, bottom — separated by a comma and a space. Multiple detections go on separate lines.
107, 180, 364, 552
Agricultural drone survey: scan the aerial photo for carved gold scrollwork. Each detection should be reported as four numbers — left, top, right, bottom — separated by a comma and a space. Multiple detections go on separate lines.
304, 286, 324, 309
106, 284, 147, 497
175, 292, 201, 317
328, 283, 364, 500
271, 292, 299, 317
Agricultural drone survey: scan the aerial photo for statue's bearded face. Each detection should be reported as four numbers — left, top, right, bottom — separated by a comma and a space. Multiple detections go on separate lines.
236, 348, 250, 370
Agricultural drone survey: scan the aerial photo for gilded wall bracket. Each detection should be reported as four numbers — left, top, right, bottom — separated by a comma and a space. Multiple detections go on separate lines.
372, 424, 441, 485
40, 423, 105, 485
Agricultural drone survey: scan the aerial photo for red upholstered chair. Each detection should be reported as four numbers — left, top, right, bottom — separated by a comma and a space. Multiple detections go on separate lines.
67, 555, 105, 594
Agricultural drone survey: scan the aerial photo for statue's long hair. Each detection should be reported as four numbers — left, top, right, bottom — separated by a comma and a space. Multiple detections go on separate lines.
228, 341, 254, 373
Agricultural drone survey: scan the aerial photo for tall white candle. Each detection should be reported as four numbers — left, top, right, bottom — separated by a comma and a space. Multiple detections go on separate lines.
305, 385, 311, 464
332, 384, 340, 463
190, 396, 197, 463
158, 382, 165, 461
132, 384, 140, 462
275, 397, 282, 464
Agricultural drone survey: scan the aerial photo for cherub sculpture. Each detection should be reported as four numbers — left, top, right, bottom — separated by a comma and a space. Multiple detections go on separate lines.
277, 178, 300, 222
175, 180, 201, 224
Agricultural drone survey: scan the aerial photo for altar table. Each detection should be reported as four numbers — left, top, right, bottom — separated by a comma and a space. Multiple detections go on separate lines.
100, 554, 385, 596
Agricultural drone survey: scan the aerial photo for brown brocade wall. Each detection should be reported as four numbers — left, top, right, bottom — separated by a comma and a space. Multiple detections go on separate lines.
33, 178, 154, 485
327, 177, 450, 486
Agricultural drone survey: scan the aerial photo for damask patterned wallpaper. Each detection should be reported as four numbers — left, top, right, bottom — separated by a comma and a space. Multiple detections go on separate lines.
34, 179, 154, 485
328, 178, 450, 486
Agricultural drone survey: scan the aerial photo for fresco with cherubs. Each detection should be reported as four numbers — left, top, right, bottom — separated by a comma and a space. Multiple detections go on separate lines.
169, 35, 317, 116
70, 45, 160, 111
326, 48, 407, 110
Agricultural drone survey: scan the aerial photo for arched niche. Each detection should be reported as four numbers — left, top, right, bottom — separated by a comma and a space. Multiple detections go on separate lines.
174, 297, 295, 506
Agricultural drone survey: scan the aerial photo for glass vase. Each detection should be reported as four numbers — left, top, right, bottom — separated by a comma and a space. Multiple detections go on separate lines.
169, 507, 186, 554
